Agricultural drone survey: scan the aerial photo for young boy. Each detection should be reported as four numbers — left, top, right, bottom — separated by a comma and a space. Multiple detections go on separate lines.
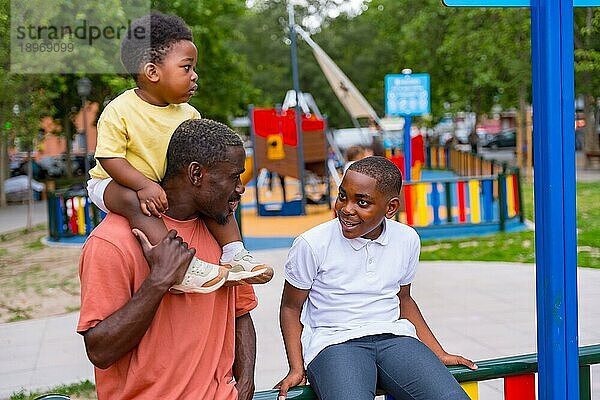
87, 12, 272, 294
276, 156, 476, 400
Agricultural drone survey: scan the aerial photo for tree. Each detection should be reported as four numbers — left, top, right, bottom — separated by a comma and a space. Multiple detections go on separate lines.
575, 7, 600, 162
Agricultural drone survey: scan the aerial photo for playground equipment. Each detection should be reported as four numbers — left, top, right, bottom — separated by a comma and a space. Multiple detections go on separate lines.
46, 189, 103, 242
249, 106, 330, 216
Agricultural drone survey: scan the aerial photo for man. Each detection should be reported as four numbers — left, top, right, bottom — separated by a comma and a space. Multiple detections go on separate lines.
78, 118, 265, 400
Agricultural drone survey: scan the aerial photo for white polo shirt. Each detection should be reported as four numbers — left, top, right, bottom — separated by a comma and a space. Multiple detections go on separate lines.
284, 217, 421, 366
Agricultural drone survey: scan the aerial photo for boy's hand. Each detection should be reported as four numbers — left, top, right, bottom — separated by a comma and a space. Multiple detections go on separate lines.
274, 369, 306, 400
440, 352, 478, 370
137, 182, 169, 217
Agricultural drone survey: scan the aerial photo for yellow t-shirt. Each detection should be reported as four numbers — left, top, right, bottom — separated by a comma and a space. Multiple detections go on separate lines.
89, 89, 201, 181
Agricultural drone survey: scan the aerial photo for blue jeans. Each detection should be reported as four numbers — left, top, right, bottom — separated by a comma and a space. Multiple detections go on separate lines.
306, 334, 469, 400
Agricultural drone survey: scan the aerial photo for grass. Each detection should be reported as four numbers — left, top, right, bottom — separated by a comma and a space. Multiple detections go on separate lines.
25, 238, 45, 250
10, 380, 96, 400
420, 182, 600, 268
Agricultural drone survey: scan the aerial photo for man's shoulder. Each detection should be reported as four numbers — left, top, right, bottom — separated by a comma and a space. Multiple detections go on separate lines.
88, 213, 134, 244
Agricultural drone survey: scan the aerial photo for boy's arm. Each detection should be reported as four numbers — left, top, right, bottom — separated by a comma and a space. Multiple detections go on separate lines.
233, 312, 256, 400
399, 284, 477, 369
98, 157, 168, 216
275, 282, 310, 398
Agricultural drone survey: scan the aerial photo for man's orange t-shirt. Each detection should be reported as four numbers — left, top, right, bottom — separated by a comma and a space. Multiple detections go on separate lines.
77, 213, 257, 400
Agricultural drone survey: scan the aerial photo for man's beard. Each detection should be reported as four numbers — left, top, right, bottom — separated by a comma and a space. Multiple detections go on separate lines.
215, 213, 229, 226
214, 194, 241, 225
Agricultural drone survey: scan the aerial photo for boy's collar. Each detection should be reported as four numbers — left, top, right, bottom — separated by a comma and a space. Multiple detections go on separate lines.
345, 219, 389, 250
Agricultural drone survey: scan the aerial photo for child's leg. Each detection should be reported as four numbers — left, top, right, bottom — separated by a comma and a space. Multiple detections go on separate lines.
305, 338, 377, 400
204, 215, 273, 282
376, 335, 470, 400
103, 181, 228, 294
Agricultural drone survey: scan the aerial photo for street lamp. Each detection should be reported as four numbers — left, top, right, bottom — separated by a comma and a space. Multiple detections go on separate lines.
77, 77, 92, 179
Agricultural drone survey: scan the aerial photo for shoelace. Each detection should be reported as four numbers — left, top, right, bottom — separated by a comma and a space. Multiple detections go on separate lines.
189, 259, 214, 277
234, 250, 258, 264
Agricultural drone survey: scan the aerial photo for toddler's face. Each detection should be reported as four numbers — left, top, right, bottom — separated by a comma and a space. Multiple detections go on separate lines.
156, 40, 198, 104
334, 170, 393, 240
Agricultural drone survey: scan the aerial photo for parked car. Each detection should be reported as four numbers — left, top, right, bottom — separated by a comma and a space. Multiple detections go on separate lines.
483, 130, 516, 149
4, 175, 45, 202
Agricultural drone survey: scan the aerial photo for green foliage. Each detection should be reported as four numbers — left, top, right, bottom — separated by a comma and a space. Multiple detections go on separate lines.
238, 0, 535, 127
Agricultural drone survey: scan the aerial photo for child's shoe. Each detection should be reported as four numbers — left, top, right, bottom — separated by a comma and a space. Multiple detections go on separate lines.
169, 258, 229, 294
222, 249, 273, 282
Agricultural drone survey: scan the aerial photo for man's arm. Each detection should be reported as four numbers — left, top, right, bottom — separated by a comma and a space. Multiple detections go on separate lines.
233, 312, 256, 400
399, 284, 477, 369
275, 282, 310, 398
82, 229, 194, 369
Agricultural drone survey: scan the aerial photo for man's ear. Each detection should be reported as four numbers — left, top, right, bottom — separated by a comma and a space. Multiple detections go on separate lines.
385, 196, 400, 218
142, 62, 160, 83
188, 162, 204, 186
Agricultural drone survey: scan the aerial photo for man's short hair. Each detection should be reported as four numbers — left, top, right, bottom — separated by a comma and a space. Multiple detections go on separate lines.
121, 11, 193, 82
347, 156, 403, 198
163, 119, 244, 182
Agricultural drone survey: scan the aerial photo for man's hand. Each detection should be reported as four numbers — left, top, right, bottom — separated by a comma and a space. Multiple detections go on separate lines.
133, 229, 195, 290
439, 352, 478, 370
137, 182, 169, 217
274, 369, 306, 400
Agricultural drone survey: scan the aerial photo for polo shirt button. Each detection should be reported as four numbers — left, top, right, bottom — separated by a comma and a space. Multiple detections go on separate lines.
369, 258, 374, 264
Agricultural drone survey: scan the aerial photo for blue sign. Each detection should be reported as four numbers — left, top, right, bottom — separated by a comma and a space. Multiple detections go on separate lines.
385, 73, 430, 116
443, 0, 600, 6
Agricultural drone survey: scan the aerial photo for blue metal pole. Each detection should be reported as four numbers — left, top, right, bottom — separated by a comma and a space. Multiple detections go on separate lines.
403, 115, 412, 181
530, 1, 579, 398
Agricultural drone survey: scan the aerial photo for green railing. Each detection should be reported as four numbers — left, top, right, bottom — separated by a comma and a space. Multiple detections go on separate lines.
252, 344, 600, 399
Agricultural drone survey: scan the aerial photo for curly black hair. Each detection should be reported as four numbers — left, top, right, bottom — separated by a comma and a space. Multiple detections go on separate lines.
120, 11, 193, 82
163, 119, 244, 182
347, 156, 403, 198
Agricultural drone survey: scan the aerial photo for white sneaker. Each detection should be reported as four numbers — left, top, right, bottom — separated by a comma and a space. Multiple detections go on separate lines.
222, 250, 272, 281
169, 258, 229, 294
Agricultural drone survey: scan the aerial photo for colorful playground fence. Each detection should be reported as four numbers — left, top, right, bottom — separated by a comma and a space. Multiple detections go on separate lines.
399, 171, 523, 232
426, 144, 508, 178
251, 343, 600, 400
47, 189, 105, 242
396, 144, 524, 234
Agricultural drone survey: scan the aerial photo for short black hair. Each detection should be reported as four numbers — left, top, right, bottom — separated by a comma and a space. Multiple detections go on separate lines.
163, 119, 244, 182
347, 156, 402, 198
121, 11, 193, 82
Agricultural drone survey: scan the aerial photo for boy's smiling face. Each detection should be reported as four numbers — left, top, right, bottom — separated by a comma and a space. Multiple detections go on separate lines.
335, 170, 400, 240
153, 40, 198, 105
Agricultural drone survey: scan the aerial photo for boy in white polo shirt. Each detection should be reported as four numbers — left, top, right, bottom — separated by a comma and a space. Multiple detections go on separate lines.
276, 156, 476, 400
